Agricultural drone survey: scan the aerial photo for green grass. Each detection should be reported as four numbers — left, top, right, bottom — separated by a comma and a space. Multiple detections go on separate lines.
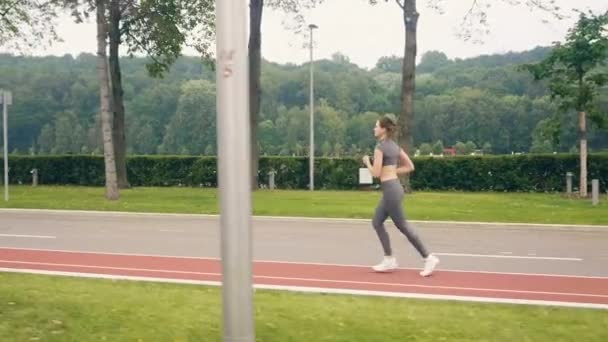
1, 186, 607, 225
0, 273, 606, 342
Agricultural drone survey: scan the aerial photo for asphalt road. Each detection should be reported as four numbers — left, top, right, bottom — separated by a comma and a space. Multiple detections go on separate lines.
1, 209, 606, 277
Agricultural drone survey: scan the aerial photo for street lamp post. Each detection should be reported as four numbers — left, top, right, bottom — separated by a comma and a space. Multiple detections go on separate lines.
308, 24, 318, 191
216, 1, 254, 341
1, 90, 12, 202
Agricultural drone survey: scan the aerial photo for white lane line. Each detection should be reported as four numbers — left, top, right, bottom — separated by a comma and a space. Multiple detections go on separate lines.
434, 252, 582, 261
0, 260, 606, 299
0, 234, 56, 239
2, 268, 607, 310
159, 229, 185, 233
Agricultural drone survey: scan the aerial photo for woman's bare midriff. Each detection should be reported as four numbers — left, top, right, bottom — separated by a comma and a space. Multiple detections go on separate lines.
380, 165, 398, 183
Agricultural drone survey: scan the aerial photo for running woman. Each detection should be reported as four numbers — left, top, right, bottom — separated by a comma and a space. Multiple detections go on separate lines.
362, 114, 439, 277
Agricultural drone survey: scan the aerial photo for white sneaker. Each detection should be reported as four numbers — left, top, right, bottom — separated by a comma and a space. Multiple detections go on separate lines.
372, 256, 398, 272
420, 254, 439, 277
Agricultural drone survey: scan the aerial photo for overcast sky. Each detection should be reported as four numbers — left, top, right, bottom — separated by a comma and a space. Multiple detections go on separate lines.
13, 0, 608, 69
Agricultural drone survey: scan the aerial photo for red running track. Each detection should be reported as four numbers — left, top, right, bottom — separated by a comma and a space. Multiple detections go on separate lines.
1, 248, 607, 308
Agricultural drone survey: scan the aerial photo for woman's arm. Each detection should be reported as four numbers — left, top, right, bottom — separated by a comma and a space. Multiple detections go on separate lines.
396, 149, 415, 175
363, 148, 383, 178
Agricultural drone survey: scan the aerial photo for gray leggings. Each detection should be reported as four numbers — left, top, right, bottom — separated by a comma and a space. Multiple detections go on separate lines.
372, 179, 429, 258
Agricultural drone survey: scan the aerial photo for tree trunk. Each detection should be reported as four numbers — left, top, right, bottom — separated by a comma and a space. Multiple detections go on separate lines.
249, 0, 263, 191
400, 0, 419, 191
579, 110, 588, 197
96, 0, 119, 201
109, 0, 129, 189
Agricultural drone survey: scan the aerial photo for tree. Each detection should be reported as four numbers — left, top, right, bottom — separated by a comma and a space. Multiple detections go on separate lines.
37, 124, 54, 154
160, 80, 216, 155
258, 120, 278, 155
73, 123, 87, 152
522, 10, 608, 197
204, 144, 214, 156
432, 140, 444, 155
321, 141, 331, 156
370, 0, 563, 189
63, 0, 215, 188
108, 0, 127, 187
0, 0, 59, 50
418, 51, 451, 73
482, 142, 492, 154
114, 0, 214, 187
130, 120, 156, 154
529, 117, 560, 152
54, 111, 83, 153
248, 0, 324, 189
454, 141, 467, 155
530, 138, 553, 154
333, 142, 343, 157
530, 119, 558, 153
346, 111, 379, 152
465, 141, 477, 154
374, 55, 402, 73
249, 0, 263, 188
3, 45, 605, 157
96, 0, 119, 200
315, 100, 347, 155
419, 143, 432, 155
86, 114, 103, 154
275, 106, 308, 154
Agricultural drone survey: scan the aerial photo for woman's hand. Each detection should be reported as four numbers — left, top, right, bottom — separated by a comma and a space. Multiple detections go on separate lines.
362, 155, 371, 166
364, 150, 382, 178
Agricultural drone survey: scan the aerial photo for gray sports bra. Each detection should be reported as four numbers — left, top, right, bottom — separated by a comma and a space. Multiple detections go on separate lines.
376, 139, 400, 166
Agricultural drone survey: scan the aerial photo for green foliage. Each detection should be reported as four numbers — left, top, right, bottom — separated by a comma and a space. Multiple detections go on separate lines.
120, 0, 215, 77
465, 141, 477, 154
454, 141, 467, 155
159, 80, 216, 155
59, 0, 215, 77
412, 154, 608, 192
432, 140, 444, 155
0, 0, 60, 50
2, 154, 607, 192
0, 46, 606, 157
419, 143, 432, 155
374, 55, 402, 73
522, 11, 608, 115
482, 142, 493, 154
418, 51, 451, 73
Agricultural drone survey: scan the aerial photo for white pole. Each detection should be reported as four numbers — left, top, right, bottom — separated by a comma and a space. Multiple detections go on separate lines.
592, 179, 599, 206
309, 24, 317, 191
2, 90, 9, 202
216, 1, 254, 341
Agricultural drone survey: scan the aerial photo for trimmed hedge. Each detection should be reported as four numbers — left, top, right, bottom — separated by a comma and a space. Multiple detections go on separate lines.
1, 154, 607, 192
412, 155, 607, 192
